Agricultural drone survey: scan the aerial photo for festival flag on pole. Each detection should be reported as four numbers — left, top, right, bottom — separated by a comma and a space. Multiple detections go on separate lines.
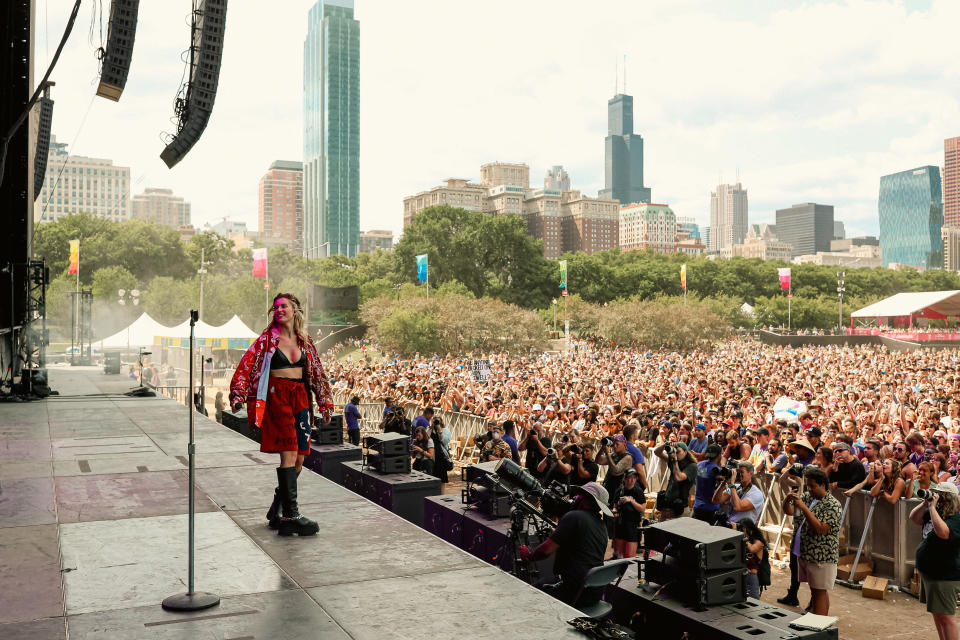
778, 267, 791, 291
680, 264, 687, 291
559, 260, 567, 289
252, 248, 267, 279
68, 239, 79, 275
416, 254, 428, 284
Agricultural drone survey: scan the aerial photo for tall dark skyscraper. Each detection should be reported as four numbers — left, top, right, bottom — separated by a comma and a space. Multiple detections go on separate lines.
303, 0, 360, 258
775, 202, 835, 257
599, 94, 651, 206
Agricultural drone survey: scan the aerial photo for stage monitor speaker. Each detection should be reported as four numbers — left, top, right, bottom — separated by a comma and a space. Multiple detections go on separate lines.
313, 427, 342, 445
365, 451, 411, 474
160, 0, 227, 168
364, 432, 409, 456
645, 556, 746, 608
96, 0, 140, 101
461, 460, 500, 484
644, 518, 745, 573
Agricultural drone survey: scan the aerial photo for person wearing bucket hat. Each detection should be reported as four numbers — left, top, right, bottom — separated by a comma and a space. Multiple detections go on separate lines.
910, 480, 960, 640
519, 481, 610, 607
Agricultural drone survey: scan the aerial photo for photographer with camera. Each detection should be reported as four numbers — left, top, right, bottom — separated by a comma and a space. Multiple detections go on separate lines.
537, 442, 574, 487
653, 441, 698, 519
520, 421, 552, 481
597, 435, 635, 514
612, 468, 646, 559
569, 442, 600, 487
430, 416, 452, 483
520, 482, 612, 607
781, 466, 842, 616
909, 483, 960, 640
712, 460, 764, 528
690, 443, 724, 523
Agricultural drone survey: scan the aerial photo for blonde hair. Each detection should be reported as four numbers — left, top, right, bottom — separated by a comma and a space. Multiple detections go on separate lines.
263, 292, 306, 340
940, 492, 960, 519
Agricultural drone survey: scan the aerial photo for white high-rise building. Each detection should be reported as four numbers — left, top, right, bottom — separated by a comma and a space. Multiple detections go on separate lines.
709, 182, 748, 253
34, 136, 131, 223
545, 165, 570, 191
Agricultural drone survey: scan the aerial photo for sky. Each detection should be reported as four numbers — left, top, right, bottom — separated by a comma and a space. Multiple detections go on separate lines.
35, 0, 960, 241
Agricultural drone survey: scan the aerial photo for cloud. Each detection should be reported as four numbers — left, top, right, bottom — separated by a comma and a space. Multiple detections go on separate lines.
35, 0, 960, 245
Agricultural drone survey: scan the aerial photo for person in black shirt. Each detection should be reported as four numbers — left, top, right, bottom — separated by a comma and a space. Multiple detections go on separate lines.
570, 443, 600, 486
655, 442, 698, 519
828, 442, 866, 490
612, 468, 645, 559
521, 482, 611, 606
911, 483, 960, 640
520, 421, 551, 481
538, 443, 573, 487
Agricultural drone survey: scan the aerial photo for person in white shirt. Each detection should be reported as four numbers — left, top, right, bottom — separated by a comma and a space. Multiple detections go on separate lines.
712, 461, 765, 528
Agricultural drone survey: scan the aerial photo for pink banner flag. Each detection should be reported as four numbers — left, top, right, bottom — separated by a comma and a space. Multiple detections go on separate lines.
252, 248, 267, 279
778, 267, 791, 291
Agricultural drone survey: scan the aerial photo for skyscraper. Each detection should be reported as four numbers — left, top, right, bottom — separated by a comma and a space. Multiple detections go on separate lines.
34, 136, 131, 223
131, 188, 191, 229
709, 183, 748, 253
775, 203, 834, 258
259, 160, 303, 252
303, 0, 360, 258
878, 166, 943, 269
599, 94, 651, 206
945, 136, 960, 228
545, 165, 570, 191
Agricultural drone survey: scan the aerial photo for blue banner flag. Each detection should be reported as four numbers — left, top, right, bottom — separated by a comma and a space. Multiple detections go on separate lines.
416, 254, 428, 283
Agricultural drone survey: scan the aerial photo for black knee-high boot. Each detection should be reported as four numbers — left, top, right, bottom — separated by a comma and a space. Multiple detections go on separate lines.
266, 487, 281, 529
277, 467, 318, 536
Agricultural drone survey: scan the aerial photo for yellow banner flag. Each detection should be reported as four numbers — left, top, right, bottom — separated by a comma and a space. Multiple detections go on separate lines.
680, 263, 687, 291
68, 239, 79, 275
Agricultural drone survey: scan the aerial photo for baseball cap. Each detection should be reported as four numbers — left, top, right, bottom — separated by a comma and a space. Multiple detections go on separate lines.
807, 426, 823, 437
705, 444, 723, 458
624, 468, 638, 477
532, 403, 542, 411
675, 442, 689, 451
754, 426, 770, 436
694, 423, 706, 431
571, 482, 614, 517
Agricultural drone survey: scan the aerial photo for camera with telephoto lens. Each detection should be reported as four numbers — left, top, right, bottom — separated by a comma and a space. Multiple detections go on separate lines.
715, 465, 734, 481
568, 444, 582, 455
787, 463, 804, 478
662, 444, 673, 456
917, 488, 935, 501
546, 447, 557, 459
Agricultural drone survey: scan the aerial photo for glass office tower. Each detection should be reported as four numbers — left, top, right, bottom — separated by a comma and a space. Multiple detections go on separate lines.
878, 166, 943, 269
303, 0, 360, 258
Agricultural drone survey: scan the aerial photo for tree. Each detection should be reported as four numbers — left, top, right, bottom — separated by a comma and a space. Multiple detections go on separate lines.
143, 276, 196, 326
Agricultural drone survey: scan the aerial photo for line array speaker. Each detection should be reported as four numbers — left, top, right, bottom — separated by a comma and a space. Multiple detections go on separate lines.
160, 0, 228, 168
96, 0, 141, 101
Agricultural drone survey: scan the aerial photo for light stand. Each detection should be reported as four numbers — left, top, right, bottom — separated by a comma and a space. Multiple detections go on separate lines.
162, 309, 220, 612
137, 348, 151, 387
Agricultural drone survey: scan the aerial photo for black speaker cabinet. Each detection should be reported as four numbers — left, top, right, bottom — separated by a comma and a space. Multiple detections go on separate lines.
304, 443, 361, 484
313, 427, 343, 445
461, 460, 501, 484
359, 466, 441, 527
340, 461, 365, 494
645, 556, 746, 608
644, 517, 745, 573
313, 413, 344, 430
366, 451, 411, 474
364, 432, 409, 455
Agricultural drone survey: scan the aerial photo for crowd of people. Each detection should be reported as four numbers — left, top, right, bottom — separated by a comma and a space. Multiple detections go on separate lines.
329, 338, 960, 636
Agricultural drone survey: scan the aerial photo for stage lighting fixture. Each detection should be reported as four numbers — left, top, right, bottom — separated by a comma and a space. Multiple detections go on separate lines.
160, 0, 228, 168
96, 0, 141, 101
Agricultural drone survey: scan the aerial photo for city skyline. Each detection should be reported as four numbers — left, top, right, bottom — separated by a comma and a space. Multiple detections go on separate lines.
33, 0, 960, 243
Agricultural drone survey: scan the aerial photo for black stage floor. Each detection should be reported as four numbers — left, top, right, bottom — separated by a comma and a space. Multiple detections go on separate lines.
0, 368, 581, 639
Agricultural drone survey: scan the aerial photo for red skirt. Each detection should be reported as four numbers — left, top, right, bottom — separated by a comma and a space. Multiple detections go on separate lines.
260, 376, 310, 455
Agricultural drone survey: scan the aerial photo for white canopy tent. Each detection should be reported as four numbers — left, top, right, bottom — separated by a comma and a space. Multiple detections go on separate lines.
98, 313, 174, 348
850, 290, 960, 320
213, 315, 259, 339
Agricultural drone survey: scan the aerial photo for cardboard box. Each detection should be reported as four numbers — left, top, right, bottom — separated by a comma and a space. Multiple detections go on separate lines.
862, 576, 888, 599
838, 561, 872, 582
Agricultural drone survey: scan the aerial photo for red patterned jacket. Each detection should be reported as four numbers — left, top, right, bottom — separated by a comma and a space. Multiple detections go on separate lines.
229, 326, 334, 428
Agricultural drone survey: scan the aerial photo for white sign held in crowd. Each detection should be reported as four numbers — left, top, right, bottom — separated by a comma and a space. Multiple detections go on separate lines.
470, 359, 492, 382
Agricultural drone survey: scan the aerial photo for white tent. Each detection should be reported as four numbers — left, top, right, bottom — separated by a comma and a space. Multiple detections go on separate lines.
98, 313, 174, 348
740, 302, 755, 316
214, 315, 259, 339
850, 290, 960, 319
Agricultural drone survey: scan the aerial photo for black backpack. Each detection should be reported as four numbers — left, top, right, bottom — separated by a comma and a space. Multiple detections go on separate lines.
757, 543, 771, 588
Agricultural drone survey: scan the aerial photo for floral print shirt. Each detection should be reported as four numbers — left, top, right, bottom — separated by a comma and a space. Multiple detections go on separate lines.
794, 491, 842, 565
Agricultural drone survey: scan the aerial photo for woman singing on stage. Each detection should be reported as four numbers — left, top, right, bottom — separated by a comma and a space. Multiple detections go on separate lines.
229, 293, 334, 536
